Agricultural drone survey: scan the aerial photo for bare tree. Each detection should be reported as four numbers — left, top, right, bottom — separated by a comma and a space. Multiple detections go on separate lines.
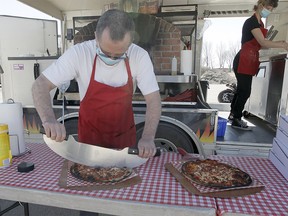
226, 41, 240, 71
216, 42, 226, 68
202, 41, 240, 70
209, 55, 214, 69
202, 42, 213, 69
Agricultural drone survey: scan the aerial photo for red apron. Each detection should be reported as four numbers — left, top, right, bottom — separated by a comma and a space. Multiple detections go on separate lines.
237, 17, 268, 76
78, 55, 136, 148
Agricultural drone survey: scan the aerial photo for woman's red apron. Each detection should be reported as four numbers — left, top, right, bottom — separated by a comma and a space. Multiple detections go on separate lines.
78, 55, 136, 149
237, 17, 268, 76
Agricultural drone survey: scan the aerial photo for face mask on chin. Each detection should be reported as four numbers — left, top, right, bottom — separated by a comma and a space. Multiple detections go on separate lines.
260, 7, 271, 18
96, 47, 125, 66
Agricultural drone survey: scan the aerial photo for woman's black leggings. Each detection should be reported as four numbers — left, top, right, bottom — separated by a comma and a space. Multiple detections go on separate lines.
230, 71, 253, 119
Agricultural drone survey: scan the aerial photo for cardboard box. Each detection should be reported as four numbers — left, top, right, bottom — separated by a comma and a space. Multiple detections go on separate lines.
165, 162, 265, 198
279, 114, 288, 134
272, 138, 288, 165
269, 150, 288, 181
275, 128, 288, 148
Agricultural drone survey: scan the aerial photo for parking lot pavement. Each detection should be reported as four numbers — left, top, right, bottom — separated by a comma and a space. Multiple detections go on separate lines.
206, 84, 228, 104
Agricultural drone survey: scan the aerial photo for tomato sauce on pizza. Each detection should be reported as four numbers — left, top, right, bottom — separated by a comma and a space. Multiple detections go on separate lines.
70, 163, 132, 183
181, 159, 252, 188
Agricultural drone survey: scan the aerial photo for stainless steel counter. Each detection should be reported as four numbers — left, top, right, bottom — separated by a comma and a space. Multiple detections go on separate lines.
259, 49, 288, 62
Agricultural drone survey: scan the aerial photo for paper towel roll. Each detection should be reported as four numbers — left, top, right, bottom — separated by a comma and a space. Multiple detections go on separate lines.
180, 50, 193, 75
0, 101, 25, 156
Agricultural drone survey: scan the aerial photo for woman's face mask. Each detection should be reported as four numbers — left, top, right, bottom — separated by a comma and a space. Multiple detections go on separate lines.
96, 46, 126, 66
260, 6, 272, 18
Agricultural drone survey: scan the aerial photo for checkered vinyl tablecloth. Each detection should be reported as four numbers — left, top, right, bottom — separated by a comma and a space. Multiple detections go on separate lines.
0, 143, 216, 210
209, 155, 288, 216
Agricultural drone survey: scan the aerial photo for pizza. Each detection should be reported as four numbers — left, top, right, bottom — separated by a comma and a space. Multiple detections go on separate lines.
181, 159, 252, 188
70, 163, 133, 183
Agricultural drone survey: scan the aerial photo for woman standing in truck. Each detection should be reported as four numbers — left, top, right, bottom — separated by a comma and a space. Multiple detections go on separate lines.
229, 0, 288, 130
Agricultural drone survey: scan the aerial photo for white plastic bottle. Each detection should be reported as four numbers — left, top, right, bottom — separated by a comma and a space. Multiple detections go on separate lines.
171, 56, 177, 75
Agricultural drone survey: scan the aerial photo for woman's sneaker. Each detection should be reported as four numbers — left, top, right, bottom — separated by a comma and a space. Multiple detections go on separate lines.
231, 118, 251, 130
228, 113, 234, 122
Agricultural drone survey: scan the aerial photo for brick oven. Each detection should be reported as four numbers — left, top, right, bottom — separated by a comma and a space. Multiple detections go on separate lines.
151, 19, 181, 75
73, 13, 182, 75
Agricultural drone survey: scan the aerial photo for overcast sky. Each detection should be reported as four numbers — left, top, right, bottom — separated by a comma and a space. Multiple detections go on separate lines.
204, 17, 246, 45
0, 0, 55, 20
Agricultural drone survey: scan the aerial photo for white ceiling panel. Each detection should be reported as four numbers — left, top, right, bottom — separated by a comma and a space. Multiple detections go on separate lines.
18, 0, 288, 20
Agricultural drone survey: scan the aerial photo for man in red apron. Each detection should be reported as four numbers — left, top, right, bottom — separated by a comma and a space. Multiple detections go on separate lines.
230, 0, 288, 130
32, 9, 162, 161
78, 52, 137, 149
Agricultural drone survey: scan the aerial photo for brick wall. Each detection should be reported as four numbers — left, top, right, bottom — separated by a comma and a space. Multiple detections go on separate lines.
74, 21, 97, 44
151, 19, 181, 74
73, 17, 181, 75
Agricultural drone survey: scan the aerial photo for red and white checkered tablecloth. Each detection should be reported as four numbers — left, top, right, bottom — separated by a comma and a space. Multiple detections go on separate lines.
0, 143, 216, 210
2, 143, 287, 215
209, 155, 288, 216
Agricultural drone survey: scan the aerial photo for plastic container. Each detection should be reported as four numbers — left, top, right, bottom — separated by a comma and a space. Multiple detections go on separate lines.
0, 101, 26, 156
217, 117, 227, 137
171, 56, 177, 75
0, 123, 12, 168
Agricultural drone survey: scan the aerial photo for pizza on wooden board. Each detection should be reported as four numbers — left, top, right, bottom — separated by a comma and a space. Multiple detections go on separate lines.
70, 163, 133, 183
181, 159, 252, 188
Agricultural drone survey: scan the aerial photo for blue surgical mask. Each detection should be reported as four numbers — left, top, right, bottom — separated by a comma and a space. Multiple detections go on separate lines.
96, 47, 126, 66
260, 8, 271, 18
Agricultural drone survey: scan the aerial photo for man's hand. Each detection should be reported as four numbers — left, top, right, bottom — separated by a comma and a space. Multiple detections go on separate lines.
137, 137, 157, 158
32, 74, 66, 142
42, 120, 66, 142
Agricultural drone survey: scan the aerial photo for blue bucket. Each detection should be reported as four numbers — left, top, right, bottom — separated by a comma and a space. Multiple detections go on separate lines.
217, 117, 227, 137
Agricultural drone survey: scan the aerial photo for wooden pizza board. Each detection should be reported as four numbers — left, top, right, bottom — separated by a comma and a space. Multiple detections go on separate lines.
165, 162, 265, 198
58, 160, 142, 191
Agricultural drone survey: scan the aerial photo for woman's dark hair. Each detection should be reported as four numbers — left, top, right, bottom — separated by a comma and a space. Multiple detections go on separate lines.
96, 9, 135, 42
253, 0, 278, 11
